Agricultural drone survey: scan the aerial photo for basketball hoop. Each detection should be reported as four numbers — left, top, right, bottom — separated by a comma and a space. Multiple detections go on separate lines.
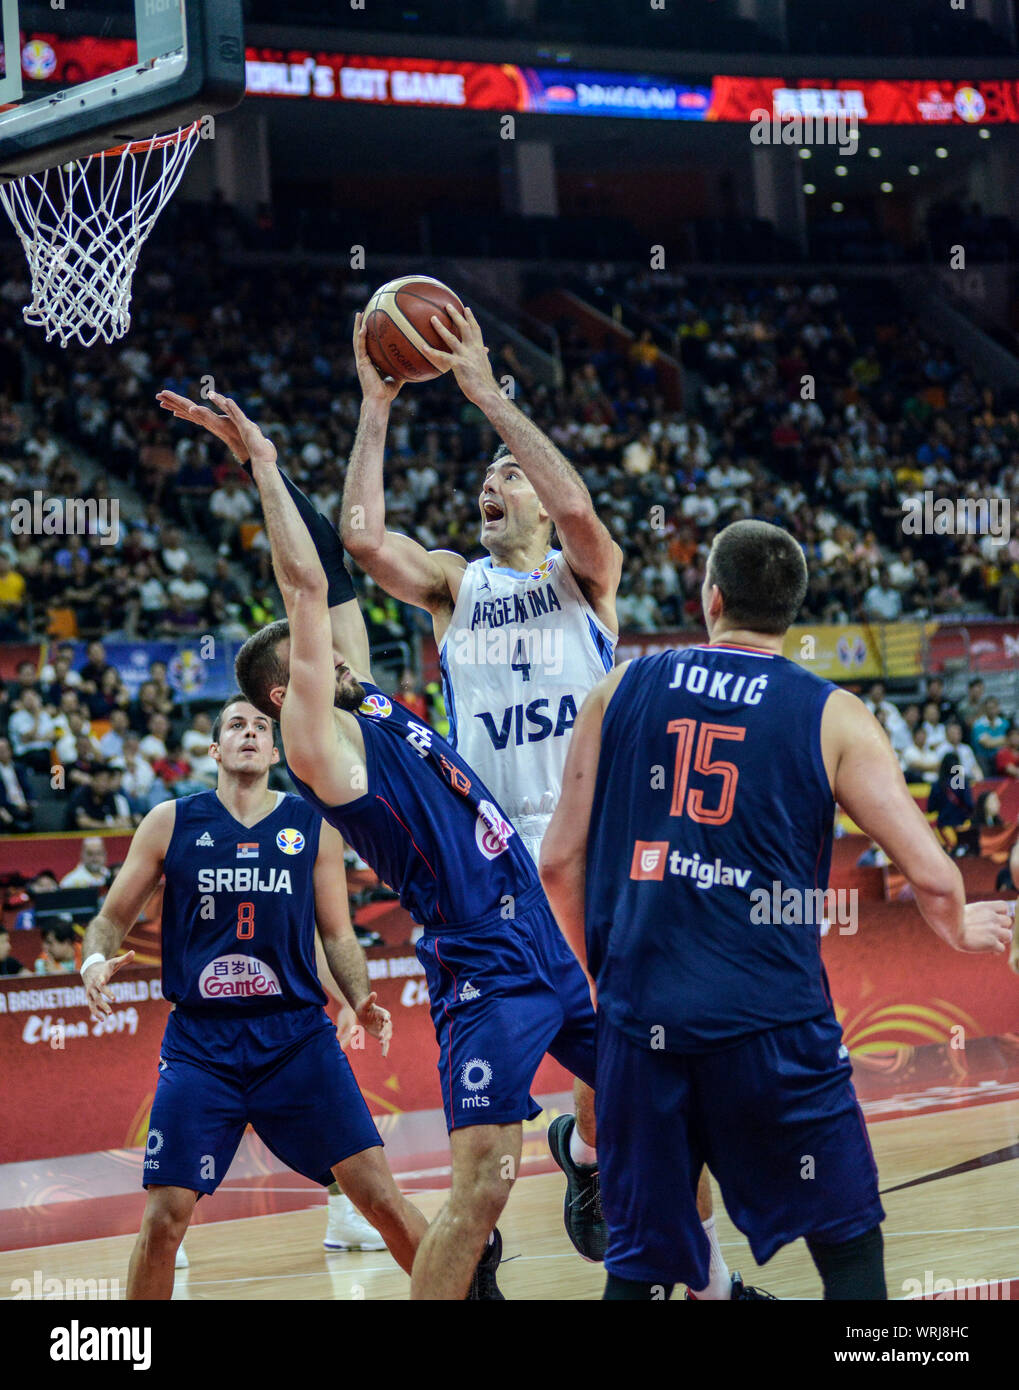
0, 121, 203, 349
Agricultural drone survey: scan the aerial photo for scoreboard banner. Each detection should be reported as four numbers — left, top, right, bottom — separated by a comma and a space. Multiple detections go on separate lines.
18, 34, 1019, 125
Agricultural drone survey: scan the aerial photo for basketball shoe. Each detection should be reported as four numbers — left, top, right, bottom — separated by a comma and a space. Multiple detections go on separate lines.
324, 1193, 386, 1251
466, 1227, 505, 1300
547, 1113, 607, 1262
687, 1272, 777, 1300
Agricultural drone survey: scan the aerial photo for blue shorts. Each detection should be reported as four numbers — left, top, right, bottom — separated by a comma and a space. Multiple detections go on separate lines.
144, 1005, 382, 1194
596, 1010, 885, 1286
416, 887, 596, 1131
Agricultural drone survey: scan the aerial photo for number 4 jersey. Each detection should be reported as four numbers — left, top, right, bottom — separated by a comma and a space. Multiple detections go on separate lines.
586, 644, 839, 1053
438, 551, 616, 827
160, 790, 328, 1014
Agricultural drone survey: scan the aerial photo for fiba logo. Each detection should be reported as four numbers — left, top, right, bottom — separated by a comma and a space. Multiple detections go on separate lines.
954, 86, 986, 123
21, 40, 57, 80
276, 828, 305, 855
461, 1057, 492, 1108
475, 800, 514, 860
529, 557, 556, 581
835, 634, 867, 668
358, 693, 392, 718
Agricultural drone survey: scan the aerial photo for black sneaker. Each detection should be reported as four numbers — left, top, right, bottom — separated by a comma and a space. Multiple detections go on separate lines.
686, 1272, 778, 1301
466, 1227, 505, 1300
547, 1113, 607, 1262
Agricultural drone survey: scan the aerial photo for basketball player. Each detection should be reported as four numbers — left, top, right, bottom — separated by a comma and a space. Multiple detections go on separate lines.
540, 519, 1015, 1300
161, 387, 598, 1300
81, 694, 431, 1300
340, 306, 734, 1293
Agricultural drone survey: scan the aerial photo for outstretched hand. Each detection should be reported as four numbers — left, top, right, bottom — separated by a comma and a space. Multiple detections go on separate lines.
352, 312, 403, 409
83, 950, 136, 1022
355, 991, 393, 1058
420, 303, 497, 405
156, 389, 277, 466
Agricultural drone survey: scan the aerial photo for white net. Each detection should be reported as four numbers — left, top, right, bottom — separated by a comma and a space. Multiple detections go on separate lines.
0, 122, 202, 349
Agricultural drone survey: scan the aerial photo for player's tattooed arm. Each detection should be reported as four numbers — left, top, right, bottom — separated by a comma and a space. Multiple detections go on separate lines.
81, 801, 176, 1020
424, 303, 623, 618
314, 823, 393, 1055
342, 315, 466, 620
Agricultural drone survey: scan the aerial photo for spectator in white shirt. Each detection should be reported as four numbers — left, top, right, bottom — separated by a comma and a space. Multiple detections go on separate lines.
182, 710, 214, 759
99, 708, 132, 761
168, 562, 210, 608
8, 689, 56, 772
941, 721, 983, 784
863, 683, 907, 745
901, 728, 944, 785
160, 526, 190, 575
55, 711, 102, 768
209, 476, 255, 555
59, 836, 111, 888
681, 483, 719, 528
920, 702, 947, 755
139, 712, 170, 765
116, 734, 156, 813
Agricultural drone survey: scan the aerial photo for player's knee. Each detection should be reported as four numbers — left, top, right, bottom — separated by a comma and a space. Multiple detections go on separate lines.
140, 1193, 192, 1250
449, 1172, 511, 1228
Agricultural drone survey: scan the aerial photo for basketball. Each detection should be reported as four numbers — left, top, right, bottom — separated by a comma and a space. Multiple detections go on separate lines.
363, 275, 465, 383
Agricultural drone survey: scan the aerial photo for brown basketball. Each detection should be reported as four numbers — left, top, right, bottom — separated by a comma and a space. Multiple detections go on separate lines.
363, 275, 465, 383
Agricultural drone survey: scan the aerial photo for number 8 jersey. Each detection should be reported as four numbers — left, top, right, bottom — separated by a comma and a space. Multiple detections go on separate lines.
160, 790, 327, 1015
439, 550, 616, 839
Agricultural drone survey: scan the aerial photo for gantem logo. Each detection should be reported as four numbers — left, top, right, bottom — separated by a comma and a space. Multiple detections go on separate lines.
198, 955, 282, 1000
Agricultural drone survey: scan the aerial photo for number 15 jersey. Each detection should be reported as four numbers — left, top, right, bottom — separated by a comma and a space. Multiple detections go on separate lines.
585, 644, 839, 1054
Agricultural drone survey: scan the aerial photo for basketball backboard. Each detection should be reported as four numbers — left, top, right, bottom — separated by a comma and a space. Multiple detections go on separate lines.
0, 0, 245, 178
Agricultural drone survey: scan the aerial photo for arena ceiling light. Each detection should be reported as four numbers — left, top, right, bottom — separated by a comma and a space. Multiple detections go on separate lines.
835, 165, 848, 176
868, 147, 881, 157
832, 201, 844, 212
908, 164, 920, 174
804, 183, 816, 194
881, 181, 893, 192
935, 147, 949, 157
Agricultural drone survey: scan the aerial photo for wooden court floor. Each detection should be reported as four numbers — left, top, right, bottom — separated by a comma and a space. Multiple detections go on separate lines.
2, 1095, 1017, 1300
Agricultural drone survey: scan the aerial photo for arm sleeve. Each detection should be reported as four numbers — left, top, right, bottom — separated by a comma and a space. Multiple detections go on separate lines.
240, 460, 354, 607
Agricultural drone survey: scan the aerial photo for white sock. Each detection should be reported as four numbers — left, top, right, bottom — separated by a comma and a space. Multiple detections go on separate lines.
569, 1122, 598, 1167
689, 1217, 731, 1300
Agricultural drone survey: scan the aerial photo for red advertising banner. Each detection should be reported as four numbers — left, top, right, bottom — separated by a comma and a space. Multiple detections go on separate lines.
17, 35, 1019, 125
0, 950, 574, 1164
708, 76, 1019, 125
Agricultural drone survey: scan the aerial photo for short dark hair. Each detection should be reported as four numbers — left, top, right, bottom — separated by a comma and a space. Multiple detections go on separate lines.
706, 520, 808, 635
212, 692, 275, 742
234, 621, 291, 720
491, 443, 514, 467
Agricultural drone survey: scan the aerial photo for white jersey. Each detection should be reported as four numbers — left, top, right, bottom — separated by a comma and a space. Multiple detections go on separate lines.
439, 549, 616, 861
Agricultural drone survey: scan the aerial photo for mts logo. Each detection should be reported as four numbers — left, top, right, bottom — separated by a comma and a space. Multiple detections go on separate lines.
462, 1096, 490, 1109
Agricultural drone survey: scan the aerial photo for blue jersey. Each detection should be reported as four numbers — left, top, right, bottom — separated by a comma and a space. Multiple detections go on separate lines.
288, 682, 538, 929
160, 790, 327, 1015
585, 644, 838, 1052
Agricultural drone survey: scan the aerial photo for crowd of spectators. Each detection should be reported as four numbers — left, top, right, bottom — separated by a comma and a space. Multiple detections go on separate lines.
0, 640, 226, 833
3, 222, 1013, 650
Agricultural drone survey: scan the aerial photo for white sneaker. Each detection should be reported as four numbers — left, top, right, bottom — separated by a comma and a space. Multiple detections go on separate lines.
174, 1244, 189, 1269
324, 1193, 385, 1251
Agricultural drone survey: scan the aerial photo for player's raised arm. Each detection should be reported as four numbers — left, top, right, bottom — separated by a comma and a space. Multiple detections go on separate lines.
205, 393, 366, 806
156, 387, 372, 677
824, 690, 1013, 954
340, 313, 466, 616
313, 822, 392, 1056
541, 663, 631, 980
80, 800, 176, 1019
425, 304, 623, 609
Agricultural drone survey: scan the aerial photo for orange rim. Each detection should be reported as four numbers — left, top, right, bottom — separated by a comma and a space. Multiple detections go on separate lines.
98, 119, 201, 159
